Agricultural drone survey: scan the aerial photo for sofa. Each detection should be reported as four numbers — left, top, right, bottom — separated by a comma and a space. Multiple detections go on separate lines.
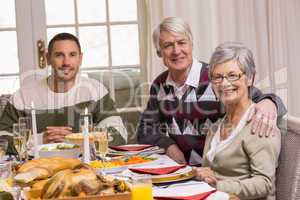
276, 115, 300, 200
87, 69, 142, 143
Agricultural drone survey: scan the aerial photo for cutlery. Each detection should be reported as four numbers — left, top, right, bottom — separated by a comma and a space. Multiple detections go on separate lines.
155, 181, 204, 189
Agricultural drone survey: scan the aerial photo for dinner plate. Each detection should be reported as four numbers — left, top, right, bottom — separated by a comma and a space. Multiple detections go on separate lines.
122, 165, 194, 184
108, 145, 164, 157
109, 144, 154, 151
98, 166, 128, 174
153, 180, 229, 200
95, 154, 159, 174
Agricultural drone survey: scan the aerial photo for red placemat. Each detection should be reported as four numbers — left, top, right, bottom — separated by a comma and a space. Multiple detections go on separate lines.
129, 165, 186, 175
154, 189, 217, 200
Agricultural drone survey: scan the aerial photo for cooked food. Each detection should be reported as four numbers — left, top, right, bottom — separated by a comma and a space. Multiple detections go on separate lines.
31, 179, 49, 191
65, 133, 95, 140
14, 157, 81, 183
90, 155, 156, 169
15, 158, 130, 199
65, 133, 95, 147
40, 143, 79, 151
40, 164, 130, 198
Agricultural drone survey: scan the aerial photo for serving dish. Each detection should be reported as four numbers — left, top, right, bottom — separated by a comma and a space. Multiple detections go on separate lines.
90, 155, 157, 174
22, 176, 131, 200
24, 188, 131, 200
37, 143, 81, 158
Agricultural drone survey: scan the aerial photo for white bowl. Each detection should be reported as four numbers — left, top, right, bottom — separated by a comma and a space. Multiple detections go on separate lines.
38, 143, 81, 158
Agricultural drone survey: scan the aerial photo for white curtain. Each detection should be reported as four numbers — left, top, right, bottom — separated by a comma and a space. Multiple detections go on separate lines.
139, 0, 299, 116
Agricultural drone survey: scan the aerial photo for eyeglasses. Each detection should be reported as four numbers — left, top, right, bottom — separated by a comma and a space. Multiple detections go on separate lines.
211, 73, 245, 83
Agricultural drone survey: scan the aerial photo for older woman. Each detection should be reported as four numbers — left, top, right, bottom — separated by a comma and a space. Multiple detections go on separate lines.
193, 42, 281, 200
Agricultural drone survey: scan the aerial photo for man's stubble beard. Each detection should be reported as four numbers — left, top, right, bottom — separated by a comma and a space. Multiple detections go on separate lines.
54, 67, 78, 83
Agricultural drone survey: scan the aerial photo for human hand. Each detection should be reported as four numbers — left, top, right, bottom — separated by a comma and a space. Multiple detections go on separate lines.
166, 144, 187, 164
248, 100, 279, 137
43, 126, 72, 143
192, 167, 217, 187
229, 194, 240, 200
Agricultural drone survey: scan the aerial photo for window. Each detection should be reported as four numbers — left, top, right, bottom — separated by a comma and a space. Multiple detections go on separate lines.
0, 0, 20, 94
0, 0, 142, 110
45, 0, 142, 109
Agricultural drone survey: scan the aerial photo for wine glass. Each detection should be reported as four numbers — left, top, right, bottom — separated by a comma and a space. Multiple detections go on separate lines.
12, 123, 26, 161
0, 139, 8, 161
19, 117, 32, 159
93, 126, 109, 159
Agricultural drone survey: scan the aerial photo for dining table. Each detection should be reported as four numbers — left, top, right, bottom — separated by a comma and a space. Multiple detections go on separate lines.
0, 145, 230, 200
109, 153, 230, 200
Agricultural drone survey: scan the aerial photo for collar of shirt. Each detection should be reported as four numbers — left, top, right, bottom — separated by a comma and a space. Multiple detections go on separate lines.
165, 58, 203, 99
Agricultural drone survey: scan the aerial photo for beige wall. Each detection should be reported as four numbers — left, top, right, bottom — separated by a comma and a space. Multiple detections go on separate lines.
140, 0, 299, 116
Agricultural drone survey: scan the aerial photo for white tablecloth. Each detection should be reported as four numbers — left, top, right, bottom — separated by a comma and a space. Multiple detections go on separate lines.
130, 154, 229, 200
153, 180, 229, 200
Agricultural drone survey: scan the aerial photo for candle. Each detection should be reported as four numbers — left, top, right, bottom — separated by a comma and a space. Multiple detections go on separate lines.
31, 101, 39, 158
83, 107, 90, 163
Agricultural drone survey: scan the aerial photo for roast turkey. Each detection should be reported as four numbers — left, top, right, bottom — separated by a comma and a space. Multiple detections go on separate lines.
14, 157, 81, 184
41, 164, 129, 198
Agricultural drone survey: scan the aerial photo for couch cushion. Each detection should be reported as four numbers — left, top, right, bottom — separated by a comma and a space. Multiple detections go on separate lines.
276, 116, 300, 200
88, 70, 142, 108
119, 111, 141, 144
0, 94, 11, 117
87, 69, 141, 90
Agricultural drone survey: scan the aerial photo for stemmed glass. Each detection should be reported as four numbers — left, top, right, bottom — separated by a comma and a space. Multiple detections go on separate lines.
12, 123, 26, 161
19, 117, 32, 158
93, 126, 109, 160
0, 139, 8, 161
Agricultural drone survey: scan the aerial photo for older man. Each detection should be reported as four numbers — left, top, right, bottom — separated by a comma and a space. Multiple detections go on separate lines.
137, 17, 286, 165
0, 33, 127, 154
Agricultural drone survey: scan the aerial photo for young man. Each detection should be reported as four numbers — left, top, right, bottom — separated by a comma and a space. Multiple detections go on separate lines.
137, 17, 286, 165
0, 33, 127, 153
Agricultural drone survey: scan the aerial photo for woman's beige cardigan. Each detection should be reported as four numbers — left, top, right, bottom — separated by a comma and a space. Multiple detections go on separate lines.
203, 121, 281, 200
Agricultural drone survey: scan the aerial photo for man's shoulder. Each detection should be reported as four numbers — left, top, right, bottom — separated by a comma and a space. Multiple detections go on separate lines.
8, 78, 48, 110
78, 75, 108, 90
152, 70, 169, 85
77, 75, 109, 99
13, 78, 47, 97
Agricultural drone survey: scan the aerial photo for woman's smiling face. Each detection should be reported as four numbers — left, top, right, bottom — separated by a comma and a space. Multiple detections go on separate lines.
211, 59, 252, 106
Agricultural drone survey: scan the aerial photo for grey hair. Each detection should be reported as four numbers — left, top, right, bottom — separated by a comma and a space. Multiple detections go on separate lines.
209, 41, 256, 80
152, 17, 193, 52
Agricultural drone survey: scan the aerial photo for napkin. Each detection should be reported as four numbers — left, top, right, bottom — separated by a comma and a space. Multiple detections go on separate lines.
155, 189, 216, 200
109, 144, 154, 151
129, 165, 186, 175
